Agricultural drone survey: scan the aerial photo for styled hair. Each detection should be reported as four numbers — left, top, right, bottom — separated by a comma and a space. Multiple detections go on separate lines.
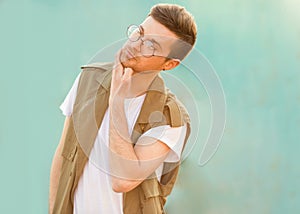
149, 4, 197, 60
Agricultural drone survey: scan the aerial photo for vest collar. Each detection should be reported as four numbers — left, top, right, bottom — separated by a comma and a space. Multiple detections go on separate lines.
83, 62, 167, 94
135, 74, 167, 124
81, 62, 113, 91
81, 62, 168, 125
97, 69, 112, 91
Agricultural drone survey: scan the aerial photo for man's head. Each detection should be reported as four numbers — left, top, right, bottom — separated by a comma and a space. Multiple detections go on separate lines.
120, 3, 197, 72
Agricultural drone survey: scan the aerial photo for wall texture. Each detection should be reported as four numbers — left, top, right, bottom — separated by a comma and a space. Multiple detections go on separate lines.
0, 0, 299, 213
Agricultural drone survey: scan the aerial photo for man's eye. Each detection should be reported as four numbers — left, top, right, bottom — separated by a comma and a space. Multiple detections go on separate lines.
130, 32, 140, 40
143, 40, 155, 50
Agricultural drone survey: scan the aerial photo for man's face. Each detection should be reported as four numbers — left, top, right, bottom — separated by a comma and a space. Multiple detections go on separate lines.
119, 16, 179, 72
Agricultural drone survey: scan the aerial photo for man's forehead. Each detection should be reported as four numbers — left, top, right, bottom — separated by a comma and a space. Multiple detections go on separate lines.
140, 16, 178, 39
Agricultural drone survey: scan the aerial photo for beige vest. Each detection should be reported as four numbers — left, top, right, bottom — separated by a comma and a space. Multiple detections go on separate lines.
52, 62, 191, 214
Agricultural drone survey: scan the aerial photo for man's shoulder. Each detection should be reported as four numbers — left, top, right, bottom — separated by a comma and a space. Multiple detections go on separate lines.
80, 62, 114, 70
80, 62, 114, 73
165, 89, 185, 110
164, 89, 190, 126
78, 62, 113, 82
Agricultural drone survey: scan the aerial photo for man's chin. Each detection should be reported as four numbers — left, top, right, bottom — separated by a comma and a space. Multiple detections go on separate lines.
120, 60, 131, 68
120, 58, 136, 69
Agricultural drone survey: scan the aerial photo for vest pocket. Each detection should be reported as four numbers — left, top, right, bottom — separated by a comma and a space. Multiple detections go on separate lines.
55, 147, 77, 214
140, 179, 165, 214
61, 143, 78, 162
141, 177, 161, 196
141, 195, 165, 214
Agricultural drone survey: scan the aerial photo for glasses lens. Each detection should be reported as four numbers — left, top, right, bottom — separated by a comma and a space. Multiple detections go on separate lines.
127, 25, 140, 42
141, 40, 155, 57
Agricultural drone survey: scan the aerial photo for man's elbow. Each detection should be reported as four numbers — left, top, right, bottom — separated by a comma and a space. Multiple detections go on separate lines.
111, 179, 137, 193
112, 182, 128, 193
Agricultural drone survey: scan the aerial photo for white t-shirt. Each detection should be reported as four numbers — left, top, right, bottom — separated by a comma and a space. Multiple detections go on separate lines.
59, 72, 187, 214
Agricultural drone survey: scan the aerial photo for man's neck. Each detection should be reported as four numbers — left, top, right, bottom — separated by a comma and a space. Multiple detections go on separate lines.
127, 70, 160, 98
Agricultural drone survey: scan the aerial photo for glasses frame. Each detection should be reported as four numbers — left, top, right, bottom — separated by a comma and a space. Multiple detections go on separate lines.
126, 24, 156, 58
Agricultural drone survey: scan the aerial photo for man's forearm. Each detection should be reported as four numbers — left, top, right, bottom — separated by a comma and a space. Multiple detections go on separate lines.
109, 100, 169, 193
109, 97, 140, 169
109, 97, 145, 192
108, 65, 169, 192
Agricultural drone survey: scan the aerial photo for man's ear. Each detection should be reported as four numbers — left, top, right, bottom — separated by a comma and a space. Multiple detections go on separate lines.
163, 59, 180, 71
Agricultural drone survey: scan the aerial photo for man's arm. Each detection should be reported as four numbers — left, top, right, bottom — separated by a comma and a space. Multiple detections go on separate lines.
109, 119, 170, 193
109, 91, 171, 193
108, 57, 171, 193
49, 116, 71, 213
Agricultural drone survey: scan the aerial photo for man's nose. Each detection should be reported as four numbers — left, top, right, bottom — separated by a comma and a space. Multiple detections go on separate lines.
127, 39, 141, 53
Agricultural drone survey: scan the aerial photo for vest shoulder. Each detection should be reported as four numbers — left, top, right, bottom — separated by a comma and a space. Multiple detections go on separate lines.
80, 62, 114, 71
79, 62, 113, 81
164, 90, 190, 126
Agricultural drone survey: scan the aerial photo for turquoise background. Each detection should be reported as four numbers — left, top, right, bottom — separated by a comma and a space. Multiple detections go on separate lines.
0, 0, 299, 213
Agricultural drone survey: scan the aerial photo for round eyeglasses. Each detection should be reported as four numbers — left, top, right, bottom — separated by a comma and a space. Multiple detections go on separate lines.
126, 24, 156, 58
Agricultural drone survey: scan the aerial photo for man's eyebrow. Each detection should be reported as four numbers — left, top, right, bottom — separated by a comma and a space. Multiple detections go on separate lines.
149, 38, 162, 50
140, 25, 162, 50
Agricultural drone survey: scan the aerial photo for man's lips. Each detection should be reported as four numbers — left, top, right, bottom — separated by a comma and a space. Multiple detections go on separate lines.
125, 48, 135, 58
121, 47, 138, 60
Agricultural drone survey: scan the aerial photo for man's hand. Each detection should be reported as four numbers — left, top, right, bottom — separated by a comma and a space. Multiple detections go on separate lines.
109, 51, 134, 106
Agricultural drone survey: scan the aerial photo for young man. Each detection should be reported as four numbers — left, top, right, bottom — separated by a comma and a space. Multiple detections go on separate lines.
49, 3, 197, 214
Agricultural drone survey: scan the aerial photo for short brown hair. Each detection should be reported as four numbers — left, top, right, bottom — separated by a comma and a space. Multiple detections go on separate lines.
149, 4, 197, 60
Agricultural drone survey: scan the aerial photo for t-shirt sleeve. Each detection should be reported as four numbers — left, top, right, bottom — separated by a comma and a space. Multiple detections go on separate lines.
136, 124, 187, 163
59, 72, 82, 116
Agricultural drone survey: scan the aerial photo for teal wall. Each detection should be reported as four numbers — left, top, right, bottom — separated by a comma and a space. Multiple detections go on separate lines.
0, 0, 299, 213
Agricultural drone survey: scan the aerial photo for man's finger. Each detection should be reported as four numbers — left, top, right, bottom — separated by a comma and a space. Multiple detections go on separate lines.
113, 51, 124, 79
123, 68, 134, 80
